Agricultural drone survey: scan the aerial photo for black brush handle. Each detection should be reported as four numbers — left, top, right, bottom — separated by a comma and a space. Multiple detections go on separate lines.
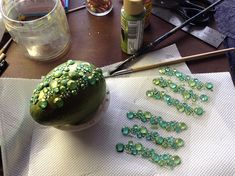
0, 59, 8, 76
109, 0, 224, 75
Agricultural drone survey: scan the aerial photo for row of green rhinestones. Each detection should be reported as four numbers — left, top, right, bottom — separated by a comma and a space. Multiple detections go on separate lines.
146, 88, 205, 116
159, 67, 214, 91
153, 77, 209, 103
116, 141, 181, 168
127, 110, 187, 133
30, 60, 104, 110
121, 124, 184, 150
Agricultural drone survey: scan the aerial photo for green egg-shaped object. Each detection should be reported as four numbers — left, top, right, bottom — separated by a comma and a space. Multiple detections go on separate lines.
30, 60, 106, 127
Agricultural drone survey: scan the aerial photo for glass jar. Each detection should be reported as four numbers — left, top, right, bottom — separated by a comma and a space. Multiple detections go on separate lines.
1, 0, 71, 61
86, 0, 113, 16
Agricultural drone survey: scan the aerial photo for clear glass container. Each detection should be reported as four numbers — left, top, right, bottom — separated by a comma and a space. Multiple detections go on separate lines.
86, 0, 113, 16
1, 0, 71, 61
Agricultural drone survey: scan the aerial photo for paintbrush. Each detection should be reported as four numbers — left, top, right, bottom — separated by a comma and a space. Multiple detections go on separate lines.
106, 47, 235, 78
109, 0, 224, 75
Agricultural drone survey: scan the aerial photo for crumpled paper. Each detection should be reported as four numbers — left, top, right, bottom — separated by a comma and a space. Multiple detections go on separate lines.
0, 71, 235, 176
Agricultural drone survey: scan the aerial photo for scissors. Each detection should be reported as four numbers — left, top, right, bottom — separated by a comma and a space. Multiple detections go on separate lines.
153, 0, 215, 26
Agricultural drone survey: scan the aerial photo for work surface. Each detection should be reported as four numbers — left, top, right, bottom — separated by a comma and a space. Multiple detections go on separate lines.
1, 0, 231, 79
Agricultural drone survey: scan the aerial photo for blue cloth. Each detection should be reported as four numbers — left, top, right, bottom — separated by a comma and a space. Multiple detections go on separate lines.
213, 0, 235, 83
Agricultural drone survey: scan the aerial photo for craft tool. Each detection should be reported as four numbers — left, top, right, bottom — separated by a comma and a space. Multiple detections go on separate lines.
151, 6, 226, 48
66, 5, 86, 14
0, 38, 12, 76
105, 47, 235, 78
109, 0, 224, 76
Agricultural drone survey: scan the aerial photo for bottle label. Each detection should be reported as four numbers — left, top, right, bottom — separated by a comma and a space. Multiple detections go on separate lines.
121, 16, 144, 54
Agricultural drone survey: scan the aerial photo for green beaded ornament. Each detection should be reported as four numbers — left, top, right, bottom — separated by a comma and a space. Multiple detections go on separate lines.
126, 110, 188, 133
115, 141, 182, 168
146, 88, 205, 117
121, 125, 185, 150
152, 77, 209, 103
159, 67, 214, 91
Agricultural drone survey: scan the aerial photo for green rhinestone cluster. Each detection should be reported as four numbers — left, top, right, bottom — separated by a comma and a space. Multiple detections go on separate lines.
121, 125, 184, 150
146, 88, 204, 116
127, 110, 187, 133
30, 60, 104, 110
116, 141, 181, 168
153, 77, 209, 103
159, 67, 214, 91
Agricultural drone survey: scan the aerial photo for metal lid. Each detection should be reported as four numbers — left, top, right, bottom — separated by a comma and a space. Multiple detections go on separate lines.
124, 0, 144, 15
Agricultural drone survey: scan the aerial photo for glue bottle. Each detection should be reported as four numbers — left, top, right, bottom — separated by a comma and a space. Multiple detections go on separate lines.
121, 0, 145, 55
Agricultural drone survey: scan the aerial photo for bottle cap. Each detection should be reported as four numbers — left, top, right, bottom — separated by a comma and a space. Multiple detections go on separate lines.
124, 0, 144, 16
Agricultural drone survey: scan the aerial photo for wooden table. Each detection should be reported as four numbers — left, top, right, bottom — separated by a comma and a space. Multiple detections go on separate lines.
1, 0, 231, 79
0, 1, 231, 175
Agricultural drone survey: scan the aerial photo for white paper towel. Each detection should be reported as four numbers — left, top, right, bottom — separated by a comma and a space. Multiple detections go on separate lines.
0, 72, 235, 176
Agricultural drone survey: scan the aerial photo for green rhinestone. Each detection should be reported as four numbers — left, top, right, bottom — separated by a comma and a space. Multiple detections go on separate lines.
175, 138, 184, 148
146, 90, 153, 97
141, 150, 149, 158
61, 79, 68, 86
183, 91, 191, 100
172, 155, 181, 165
127, 141, 134, 148
159, 68, 166, 74
54, 70, 62, 78
131, 148, 138, 155
191, 94, 198, 102
135, 143, 143, 151
43, 81, 49, 87
158, 160, 165, 167
194, 107, 204, 116
178, 122, 187, 131
121, 127, 130, 136
205, 82, 213, 90
140, 127, 148, 136
37, 83, 44, 91
155, 136, 164, 145
163, 154, 170, 160
38, 99, 48, 109
63, 67, 69, 72
67, 80, 77, 90
161, 140, 169, 148
69, 71, 79, 79
169, 83, 177, 90
153, 91, 161, 100
197, 82, 204, 90
127, 111, 135, 119
67, 60, 75, 65
153, 78, 160, 85
116, 143, 125, 153
88, 76, 96, 85
176, 104, 185, 113
188, 79, 196, 87
175, 71, 182, 78
152, 154, 160, 163
200, 94, 209, 102
163, 95, 171, 102
144, 111, 152, 120
53, 97, 64, 108
50, 80, 58, 89
53, 87, 60, 93
60, 86, 66, 93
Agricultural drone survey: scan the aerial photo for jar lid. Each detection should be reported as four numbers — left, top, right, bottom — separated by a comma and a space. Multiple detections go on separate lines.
124, 0, 144, 16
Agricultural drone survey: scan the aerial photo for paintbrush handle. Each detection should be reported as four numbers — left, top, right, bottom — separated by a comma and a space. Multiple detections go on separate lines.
133, 47, 235, 72
0, 38, 13, 55
110, 47, 235, 77
109, 0, 224, 75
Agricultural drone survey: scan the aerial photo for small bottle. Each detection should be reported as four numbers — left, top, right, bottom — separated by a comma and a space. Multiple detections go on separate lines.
121, 0, 145, 55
